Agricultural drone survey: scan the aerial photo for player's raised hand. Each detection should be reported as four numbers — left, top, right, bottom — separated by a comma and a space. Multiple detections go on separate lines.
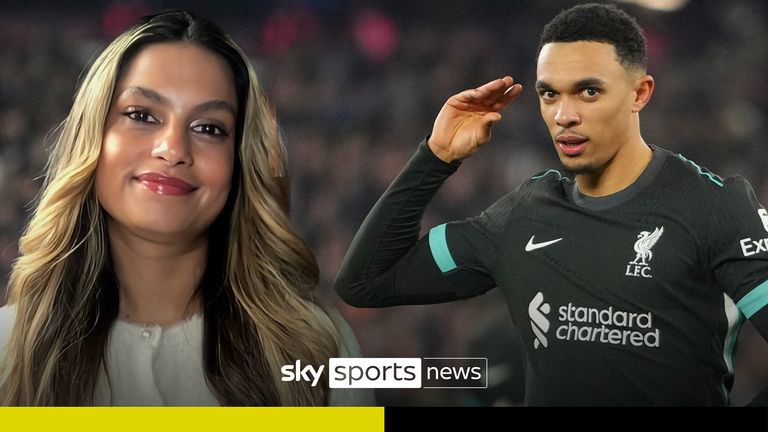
428, 76, 522, 163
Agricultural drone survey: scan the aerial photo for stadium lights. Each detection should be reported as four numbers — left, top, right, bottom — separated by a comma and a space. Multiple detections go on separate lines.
616, 0, 690, 12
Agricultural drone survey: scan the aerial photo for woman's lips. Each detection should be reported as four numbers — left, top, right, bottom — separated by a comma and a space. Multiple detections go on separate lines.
135, 172, 197, 196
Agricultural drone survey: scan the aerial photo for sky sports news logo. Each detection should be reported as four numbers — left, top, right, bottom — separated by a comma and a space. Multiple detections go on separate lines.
281, 358, 488, 389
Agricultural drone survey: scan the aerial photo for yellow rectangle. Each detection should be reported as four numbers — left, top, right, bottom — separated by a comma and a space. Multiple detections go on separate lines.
0, 407, 384, 432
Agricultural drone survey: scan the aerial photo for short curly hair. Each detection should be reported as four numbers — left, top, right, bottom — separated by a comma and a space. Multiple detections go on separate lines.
538, 3, 647, 72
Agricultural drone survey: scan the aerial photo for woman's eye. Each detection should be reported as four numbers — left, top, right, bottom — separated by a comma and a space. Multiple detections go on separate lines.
192, 124, 229, 137
124, 109, 159, 124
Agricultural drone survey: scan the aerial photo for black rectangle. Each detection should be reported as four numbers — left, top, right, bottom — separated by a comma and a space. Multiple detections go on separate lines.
421, 357, 487, 389
384, 407, 768, 430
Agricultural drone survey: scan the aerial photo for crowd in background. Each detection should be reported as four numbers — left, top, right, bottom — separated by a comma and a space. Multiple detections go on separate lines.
1, 0, 767, 405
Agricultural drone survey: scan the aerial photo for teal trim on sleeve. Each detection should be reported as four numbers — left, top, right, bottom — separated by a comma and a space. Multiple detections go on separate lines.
429, 223, 457, 273
676, 154, 724, 187
737, 279, 768, 319
531, 169, 569, 181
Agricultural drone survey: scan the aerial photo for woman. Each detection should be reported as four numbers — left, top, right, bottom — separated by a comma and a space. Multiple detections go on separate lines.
0, 10, 369, 405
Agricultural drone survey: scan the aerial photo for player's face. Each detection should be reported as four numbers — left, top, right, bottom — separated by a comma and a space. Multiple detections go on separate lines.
536, 41, 642, 175
96, 42, 237, 242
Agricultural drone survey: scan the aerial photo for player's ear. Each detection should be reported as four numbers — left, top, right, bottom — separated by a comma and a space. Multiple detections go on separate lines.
632, 75, 654, 113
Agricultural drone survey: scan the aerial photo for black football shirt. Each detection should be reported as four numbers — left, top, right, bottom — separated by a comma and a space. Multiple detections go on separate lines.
335, 140, 768, 406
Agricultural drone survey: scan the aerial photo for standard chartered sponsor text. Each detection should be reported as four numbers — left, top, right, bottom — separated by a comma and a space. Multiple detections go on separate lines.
556, 303, 659, 347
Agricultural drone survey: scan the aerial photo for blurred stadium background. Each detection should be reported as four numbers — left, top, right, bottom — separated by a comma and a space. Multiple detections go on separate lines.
1, 0, 767, 405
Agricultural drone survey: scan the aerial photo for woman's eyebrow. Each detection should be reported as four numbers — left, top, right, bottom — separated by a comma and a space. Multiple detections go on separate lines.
121, 85, 235, 116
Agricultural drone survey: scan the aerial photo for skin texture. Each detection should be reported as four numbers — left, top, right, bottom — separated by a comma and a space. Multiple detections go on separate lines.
95, 42, 237, 325
428, 41, 654, 197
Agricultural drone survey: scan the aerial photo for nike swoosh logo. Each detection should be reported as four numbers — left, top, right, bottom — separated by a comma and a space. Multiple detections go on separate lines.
525, 236, 563, 252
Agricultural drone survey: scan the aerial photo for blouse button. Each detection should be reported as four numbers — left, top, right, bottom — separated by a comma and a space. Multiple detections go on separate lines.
141, 330, 152, 338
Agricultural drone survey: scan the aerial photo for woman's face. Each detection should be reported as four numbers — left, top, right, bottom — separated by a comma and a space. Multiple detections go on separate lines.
96, 42, 237, 241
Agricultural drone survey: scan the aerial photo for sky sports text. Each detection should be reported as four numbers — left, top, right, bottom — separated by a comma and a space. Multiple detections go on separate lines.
281, 358, 488, 389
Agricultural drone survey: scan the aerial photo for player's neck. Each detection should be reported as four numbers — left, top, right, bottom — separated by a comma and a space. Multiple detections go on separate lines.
576, 138, 653, 197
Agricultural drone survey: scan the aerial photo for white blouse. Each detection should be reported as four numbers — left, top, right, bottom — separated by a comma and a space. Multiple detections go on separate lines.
0, 304, 374, 406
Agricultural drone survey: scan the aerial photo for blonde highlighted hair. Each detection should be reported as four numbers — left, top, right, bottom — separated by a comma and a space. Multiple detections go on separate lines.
1, 10, 339, 405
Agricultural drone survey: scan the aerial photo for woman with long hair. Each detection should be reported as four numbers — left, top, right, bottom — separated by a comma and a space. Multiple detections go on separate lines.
0, 10, 370, 405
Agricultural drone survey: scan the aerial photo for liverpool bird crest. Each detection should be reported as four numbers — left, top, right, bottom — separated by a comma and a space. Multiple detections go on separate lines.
626, 227, 664, 278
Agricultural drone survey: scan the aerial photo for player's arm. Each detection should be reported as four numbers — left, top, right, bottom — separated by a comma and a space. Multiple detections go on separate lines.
711, 178, 768, 339
333, 77, 522, 307
745, 307, 768, 406
709, 177, 768, 405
